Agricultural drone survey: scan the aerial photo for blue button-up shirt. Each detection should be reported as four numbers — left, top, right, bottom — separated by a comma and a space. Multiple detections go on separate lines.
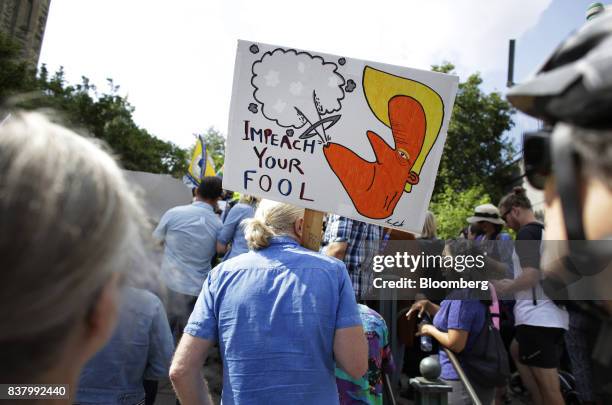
153, 201, 222, 296
185, 236, 362, 405
76, 287, 174, 405
217, 202, 255, 261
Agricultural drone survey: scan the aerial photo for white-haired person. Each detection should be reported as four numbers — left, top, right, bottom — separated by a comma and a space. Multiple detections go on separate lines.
170, 200, 368, 404
0, 112, 151, 401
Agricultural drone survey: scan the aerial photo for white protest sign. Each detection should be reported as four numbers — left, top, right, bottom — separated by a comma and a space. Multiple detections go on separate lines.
224, 40, 458, 233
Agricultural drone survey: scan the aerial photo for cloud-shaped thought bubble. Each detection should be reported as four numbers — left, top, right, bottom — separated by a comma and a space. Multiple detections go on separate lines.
251, 48, 346, 129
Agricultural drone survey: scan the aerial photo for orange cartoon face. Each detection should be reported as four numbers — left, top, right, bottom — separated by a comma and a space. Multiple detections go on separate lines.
323, 95, 426, 219
321, 66, 444, 220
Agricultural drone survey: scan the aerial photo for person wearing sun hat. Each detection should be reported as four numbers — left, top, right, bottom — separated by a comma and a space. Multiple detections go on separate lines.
467, 204, 513, 275
467, 203, 506, 226
467, 204, 517, 405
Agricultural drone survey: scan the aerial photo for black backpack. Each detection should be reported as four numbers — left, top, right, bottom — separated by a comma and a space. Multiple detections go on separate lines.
458, 307, 510, 388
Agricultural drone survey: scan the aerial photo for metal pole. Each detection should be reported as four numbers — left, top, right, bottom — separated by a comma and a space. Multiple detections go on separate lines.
507, 39, 516, 88
199, 135, 206, 181
443, 348, 482, 405
383, 373, 397, 405
0, 113, 11, 126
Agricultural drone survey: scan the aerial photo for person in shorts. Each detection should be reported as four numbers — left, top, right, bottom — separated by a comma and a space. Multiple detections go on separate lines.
496, 188, 568, 405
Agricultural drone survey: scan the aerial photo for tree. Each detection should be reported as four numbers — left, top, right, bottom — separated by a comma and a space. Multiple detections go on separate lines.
431, 63, 518, 205
201, 127, 226, 171
429, 184, 491, 239
0, 32, 188, 177
0, 32, 35, 100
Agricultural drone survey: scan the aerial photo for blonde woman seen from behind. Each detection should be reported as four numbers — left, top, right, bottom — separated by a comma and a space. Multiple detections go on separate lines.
171, 199, 368, 405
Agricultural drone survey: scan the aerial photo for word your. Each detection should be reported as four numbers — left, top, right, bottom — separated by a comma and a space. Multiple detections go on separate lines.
253, 146, 304, 174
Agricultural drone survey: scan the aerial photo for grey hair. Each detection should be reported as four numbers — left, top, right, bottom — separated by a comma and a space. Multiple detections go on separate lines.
572, 127, 612, 189
244, 199, 304, 250
239, 194, 259, 205
0, 111, 151, 378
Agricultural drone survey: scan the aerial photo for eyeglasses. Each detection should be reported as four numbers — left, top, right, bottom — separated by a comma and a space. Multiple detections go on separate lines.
523, 129, 552, 190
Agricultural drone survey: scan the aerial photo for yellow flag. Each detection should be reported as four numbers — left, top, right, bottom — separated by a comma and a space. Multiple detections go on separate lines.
185, 136, 216, 186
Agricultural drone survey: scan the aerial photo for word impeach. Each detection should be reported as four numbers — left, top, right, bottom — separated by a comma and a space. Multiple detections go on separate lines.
241, 121, 315, 201
243, 121, 317, 154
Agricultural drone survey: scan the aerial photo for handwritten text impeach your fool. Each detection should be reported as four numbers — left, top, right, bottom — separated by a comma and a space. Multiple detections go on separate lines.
242, 120, 315, 201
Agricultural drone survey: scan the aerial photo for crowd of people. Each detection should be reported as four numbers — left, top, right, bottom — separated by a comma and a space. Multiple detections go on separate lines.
0, 8, 611, 405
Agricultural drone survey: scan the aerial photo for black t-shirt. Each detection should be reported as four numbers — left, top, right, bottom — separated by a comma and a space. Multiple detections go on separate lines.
515, 222, 544, 269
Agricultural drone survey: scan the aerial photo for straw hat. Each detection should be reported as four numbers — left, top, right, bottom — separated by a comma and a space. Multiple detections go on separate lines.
467, 203, 505, 225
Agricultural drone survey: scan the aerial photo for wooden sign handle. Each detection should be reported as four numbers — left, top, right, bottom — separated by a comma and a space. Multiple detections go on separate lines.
301, 209, 324, 251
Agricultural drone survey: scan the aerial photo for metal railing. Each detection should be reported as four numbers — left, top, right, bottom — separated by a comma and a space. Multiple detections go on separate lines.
443, 348, 482, 405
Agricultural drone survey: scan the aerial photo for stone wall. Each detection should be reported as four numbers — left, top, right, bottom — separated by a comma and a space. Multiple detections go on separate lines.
0, 0, 51, 66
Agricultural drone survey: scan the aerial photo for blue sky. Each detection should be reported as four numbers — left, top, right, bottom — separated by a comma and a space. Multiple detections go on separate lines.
38, 1, 604, 149
488, 0, 601, 147
512, 0, 596, 85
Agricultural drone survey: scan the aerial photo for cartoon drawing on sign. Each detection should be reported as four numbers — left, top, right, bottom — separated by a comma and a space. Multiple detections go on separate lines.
251, 48, 346, 145
324, 66, 445, 219
249, 46, 445, 220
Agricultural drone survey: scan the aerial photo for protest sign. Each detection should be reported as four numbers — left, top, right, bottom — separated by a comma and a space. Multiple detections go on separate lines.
224, 40, 458, 233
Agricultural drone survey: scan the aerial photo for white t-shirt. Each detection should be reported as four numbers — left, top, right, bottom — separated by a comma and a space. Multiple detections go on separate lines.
512, 250, 569, 329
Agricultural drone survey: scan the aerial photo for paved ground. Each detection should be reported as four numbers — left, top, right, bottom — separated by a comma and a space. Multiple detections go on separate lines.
154, 379, 176, 405
153, 347, 529, 405
155, 373, 530, 405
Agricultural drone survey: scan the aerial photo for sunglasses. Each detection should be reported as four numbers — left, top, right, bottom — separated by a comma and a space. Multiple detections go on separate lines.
523, 129, 552, 190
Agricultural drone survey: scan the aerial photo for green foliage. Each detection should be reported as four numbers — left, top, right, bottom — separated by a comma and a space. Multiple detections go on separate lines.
430, 184, 491, 239
200, 127, 226, 171
431, 63, 517, 205
0, 32, 36, 99
0, 32, 187, 177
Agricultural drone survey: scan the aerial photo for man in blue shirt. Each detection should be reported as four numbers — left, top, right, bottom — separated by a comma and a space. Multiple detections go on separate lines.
76, 287, 174, 405
170, 200, 368, 405
153, 176, 223, 341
